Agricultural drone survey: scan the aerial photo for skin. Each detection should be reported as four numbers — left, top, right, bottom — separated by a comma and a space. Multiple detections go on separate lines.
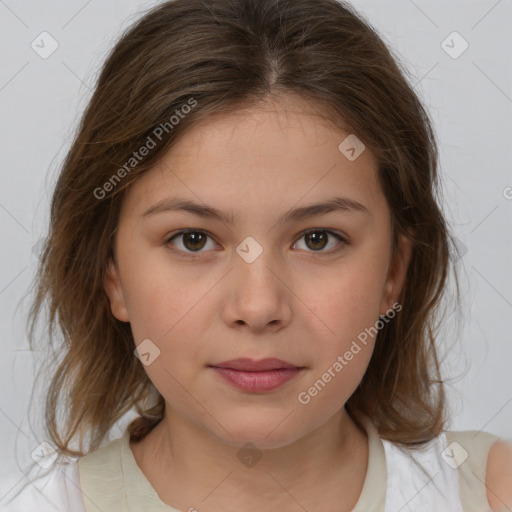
104, 92, 512, 511
487, 441, 512, 510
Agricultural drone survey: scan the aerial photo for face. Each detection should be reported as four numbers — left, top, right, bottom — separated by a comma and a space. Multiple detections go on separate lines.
103, 95, 411, 449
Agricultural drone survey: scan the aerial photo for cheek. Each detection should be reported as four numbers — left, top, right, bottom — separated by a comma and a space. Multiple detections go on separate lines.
126, 275, 209, 411
297, 251, 390, 399
128, 283, 207, 359
297, 348, 372, 415
120, 246, 193, 334
307, 260, 388, 343
295, 271, 381, 412
123, 258, 215, 372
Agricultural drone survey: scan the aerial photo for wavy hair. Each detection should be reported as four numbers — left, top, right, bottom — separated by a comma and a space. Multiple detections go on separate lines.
26, 0, 456, 457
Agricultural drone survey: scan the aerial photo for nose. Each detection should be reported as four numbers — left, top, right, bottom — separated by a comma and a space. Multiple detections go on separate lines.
220, 244, 293, 333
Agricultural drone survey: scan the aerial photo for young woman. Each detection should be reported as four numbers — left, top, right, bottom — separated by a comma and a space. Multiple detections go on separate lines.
3, 0, 511, 510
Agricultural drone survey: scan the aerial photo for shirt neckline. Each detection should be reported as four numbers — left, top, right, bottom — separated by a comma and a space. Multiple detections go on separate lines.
120, 414, 387, 511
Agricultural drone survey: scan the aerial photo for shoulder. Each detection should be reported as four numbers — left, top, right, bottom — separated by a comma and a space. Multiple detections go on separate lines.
2, 434, 128, 512
77, 432, 129, 511
381, 431, 464, 510
446, 429, 512, 512
0, 460, 85, 512
78, 431, 125, 471
485, 438, 512, 510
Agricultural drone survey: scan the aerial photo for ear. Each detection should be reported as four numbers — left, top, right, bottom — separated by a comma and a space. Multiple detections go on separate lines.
103, 257, 130, 322
379, 232, 413, 315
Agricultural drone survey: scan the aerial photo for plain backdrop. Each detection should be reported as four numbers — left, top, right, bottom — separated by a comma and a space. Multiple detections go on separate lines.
1, 0, 511, 501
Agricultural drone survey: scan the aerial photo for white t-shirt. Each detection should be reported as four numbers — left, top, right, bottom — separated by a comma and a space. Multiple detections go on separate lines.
1, 460, 85, 512
0, 416, 498, 512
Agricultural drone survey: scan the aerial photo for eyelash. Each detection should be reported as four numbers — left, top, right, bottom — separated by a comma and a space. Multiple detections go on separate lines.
164, 228, 348, 257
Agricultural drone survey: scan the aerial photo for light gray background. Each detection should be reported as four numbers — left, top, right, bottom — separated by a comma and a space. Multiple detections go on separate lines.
1, 0, 511, 501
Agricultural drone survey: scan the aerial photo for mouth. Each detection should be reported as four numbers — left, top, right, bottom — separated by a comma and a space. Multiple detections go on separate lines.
208, 358, 305, 392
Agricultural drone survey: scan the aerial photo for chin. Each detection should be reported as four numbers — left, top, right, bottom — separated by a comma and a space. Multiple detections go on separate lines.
212, 415, 306, 450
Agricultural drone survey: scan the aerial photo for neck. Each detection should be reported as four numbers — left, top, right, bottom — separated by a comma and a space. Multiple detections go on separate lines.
130, 404, 368, 512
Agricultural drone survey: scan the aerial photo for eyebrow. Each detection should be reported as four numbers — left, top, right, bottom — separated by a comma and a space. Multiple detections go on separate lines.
141, 196, 369, 225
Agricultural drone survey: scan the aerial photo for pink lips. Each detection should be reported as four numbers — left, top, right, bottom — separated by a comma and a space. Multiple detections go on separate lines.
209, 358, 304, 392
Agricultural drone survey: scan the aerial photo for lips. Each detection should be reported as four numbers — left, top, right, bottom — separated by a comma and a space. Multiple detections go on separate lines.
209, 358, 305, 392
210, 358, 301, 372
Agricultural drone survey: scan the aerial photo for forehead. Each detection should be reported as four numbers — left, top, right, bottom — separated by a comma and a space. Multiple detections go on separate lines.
120, 96, 385, 221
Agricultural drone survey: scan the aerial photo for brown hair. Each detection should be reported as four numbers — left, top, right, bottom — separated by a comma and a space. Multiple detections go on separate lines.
26, 0, 456, 458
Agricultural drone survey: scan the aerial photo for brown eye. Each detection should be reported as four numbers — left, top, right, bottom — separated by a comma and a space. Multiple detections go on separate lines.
165, 228, 347, 257
294, 229, 346, 253
182, 232, 207, 251
305, 231, 328, 251
166, 230, 216, 253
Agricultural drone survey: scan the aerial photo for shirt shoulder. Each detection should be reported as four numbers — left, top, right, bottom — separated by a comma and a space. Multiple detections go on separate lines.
77, 429, 180, 511
381, 431, 464, 511
445, 429, 501, 512
77, 432, 129, 511
0, 460, 85, 512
